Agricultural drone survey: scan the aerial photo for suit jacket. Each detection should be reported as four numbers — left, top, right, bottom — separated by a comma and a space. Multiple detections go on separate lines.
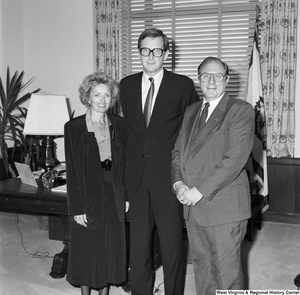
120, 69, 199, 195
171, 93, 255, 226
64, 114, 127, 230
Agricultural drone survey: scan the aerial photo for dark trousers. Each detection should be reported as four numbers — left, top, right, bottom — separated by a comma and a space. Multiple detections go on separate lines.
186, 215, 247, 294
129, 171, 184, 295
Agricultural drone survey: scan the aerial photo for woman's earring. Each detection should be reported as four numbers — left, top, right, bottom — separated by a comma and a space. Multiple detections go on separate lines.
88, 101, 91, 106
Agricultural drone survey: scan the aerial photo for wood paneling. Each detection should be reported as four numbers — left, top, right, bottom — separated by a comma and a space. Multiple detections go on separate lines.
267, 157, 300, 217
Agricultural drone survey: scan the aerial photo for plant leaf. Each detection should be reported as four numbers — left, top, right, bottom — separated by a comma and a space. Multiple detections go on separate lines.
0, 66, 41, 173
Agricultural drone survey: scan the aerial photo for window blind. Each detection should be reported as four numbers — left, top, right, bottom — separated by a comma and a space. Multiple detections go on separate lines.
120, 0, 260, 100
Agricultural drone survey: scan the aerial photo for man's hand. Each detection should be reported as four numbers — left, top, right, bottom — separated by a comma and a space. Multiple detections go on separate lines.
174, 181, 189, 204
179, 187, 203, 206
74, 214, 87, 227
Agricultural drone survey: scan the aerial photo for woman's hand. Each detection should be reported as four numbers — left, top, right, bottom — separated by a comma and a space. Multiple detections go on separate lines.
74, 214, 87, 227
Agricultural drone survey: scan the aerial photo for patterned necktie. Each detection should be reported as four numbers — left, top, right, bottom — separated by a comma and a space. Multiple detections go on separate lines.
199, 102, 210, 129
144, 77, 154, 127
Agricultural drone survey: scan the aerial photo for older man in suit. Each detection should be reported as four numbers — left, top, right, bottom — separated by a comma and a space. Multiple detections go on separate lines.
120, 28, 198, 295
172, 56, 255, 294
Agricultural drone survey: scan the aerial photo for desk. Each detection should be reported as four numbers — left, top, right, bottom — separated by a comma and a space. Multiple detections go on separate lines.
0, 178, 69, 278
0, 178, 162, 287
0, 178, 67, 214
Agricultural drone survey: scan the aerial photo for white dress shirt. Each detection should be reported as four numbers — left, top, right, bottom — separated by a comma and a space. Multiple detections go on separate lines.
141, 69, 164, 113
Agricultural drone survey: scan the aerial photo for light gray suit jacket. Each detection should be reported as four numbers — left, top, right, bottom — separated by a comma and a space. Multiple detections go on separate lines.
171, 93, 255, 226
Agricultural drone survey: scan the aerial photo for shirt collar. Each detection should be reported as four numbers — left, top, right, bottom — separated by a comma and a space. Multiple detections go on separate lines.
142, 68, 164, 84
86, 107, 111, 132
203, 92, 225, 109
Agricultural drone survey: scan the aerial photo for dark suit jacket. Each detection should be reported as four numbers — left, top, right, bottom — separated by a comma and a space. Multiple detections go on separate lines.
120, 69, 199, 195
172, 93, 255, 226
64, 114, 127, 230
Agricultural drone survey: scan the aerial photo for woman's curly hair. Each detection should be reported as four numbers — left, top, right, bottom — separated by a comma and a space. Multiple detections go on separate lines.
78, 72, 119, 108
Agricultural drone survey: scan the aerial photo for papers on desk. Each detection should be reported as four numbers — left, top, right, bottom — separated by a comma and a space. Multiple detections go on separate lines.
54, 163, 66, 173
59, 172, 66, 180
54, 163, 66, 179
52, 184, 67, 192
14, 162, 38, 187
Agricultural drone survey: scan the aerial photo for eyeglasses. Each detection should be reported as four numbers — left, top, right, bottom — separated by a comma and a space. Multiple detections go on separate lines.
198, 73, 227, 82
140, 48, 164, 57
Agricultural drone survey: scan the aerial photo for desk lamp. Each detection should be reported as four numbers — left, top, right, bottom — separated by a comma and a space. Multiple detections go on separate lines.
23, 93, 70, 171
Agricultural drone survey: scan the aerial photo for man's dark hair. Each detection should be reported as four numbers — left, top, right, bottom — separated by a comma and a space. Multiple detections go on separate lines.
137, 28, 169, 51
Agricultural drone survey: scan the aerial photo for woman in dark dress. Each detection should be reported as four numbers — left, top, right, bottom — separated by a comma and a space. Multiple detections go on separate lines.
65, 72, 128, 295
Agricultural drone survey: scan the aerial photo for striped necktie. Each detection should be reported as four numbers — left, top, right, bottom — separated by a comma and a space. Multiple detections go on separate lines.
144, 77, 154, 127
198, 102, 210, 129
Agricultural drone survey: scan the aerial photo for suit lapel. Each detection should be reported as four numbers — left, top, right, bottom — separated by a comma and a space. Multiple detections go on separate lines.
108, 116, 119, 182
85, 130, 103, 185
130, 73, 148, 134
187, 94, 229, 159
185, 103, 202, 151
147, 70, 171, 129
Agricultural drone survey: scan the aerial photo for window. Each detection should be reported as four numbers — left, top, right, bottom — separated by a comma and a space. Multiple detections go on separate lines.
120, 0, 260, 99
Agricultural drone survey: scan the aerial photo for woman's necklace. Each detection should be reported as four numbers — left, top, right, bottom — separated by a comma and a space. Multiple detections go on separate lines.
91, 117, 106, 126
99, 119, 106, 126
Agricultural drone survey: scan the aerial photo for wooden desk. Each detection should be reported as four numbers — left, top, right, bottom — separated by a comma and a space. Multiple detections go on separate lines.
0, 178, 69, 278
0, 178, 162, 287
0, 178, 67, 214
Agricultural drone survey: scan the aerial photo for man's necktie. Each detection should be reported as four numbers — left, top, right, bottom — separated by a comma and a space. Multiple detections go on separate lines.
198, 102, 210, 129
144, 77, 154, 127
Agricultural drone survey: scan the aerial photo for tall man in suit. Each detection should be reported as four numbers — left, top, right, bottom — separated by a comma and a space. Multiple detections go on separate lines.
120, 28, 198, 295
172, 57, 255, 294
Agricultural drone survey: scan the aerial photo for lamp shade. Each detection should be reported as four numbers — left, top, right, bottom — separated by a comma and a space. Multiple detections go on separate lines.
23, 94, 70, 135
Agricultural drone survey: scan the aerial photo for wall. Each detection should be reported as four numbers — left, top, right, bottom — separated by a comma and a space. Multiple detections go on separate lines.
22, 0, 94, 118
1, 0, 299, 156
0, 0, 94, 159
0, 0, 24, 78
1, 0, 94, 116
295, 2, 300, 157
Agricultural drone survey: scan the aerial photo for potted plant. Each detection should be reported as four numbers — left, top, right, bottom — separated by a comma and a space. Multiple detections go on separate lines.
0, 67, 41, 180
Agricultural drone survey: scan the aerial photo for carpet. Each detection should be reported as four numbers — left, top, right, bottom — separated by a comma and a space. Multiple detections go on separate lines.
1, 211, 300, 294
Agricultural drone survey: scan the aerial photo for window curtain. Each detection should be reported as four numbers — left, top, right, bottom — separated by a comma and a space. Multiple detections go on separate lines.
120, 0, 259, 101
260, 0, 297, 157
94, 0, 121, 114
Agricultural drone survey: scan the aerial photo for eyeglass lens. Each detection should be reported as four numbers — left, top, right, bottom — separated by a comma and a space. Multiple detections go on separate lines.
140, 48, 164, 57
199, 73, 225, 82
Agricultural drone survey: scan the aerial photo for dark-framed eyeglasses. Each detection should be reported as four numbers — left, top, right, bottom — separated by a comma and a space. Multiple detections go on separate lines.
198, 73, 227, 82
140, 48, 164, 57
